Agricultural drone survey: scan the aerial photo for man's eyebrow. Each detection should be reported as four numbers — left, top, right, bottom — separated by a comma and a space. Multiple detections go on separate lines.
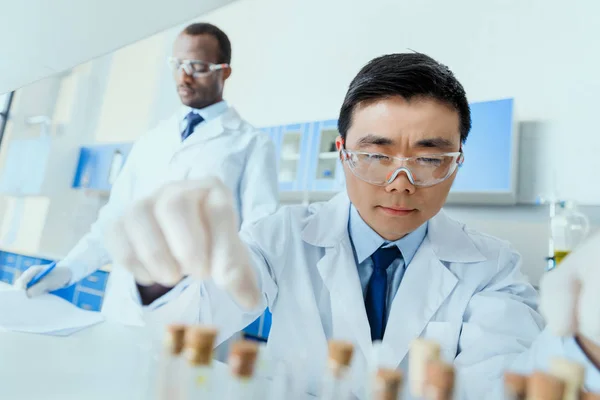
413, 137, 456, 149
355, 134, 394, 147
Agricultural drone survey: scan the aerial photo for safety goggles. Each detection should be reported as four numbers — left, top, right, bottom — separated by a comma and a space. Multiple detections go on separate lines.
167, 57, 229, 78
340, 148, 464, 188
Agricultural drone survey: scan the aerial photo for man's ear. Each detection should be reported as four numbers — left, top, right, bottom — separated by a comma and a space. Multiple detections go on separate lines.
335, 136, 344, 161
223, 66, 232, 81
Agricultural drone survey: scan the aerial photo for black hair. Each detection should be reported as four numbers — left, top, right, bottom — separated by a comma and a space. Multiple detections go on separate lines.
338, 53, 471, 144
183, 23, 232, 65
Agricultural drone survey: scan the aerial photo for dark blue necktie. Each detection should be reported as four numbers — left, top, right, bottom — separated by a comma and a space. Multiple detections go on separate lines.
181, 112, 205, 141
365, 246, 402, 341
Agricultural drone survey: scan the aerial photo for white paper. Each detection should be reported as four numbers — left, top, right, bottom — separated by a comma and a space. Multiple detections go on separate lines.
0, 288, 104, 334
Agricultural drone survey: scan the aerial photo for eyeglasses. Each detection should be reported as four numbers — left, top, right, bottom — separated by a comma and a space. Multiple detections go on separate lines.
340, 149, 464, 188
167, 57, 229, 78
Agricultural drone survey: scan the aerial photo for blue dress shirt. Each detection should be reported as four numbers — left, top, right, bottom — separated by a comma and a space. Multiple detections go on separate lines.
348, 204, 428, 325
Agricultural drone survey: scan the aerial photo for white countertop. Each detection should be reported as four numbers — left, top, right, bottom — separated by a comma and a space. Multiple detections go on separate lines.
0, 321, 162, 399
0, 282, 315, 400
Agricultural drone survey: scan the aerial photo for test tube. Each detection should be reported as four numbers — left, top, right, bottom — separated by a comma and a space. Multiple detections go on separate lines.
156, 324, 186, 400
184, 326, 218, 398
320, 340, 355, 400
424, 360, 455, 400
370, 368, 403, 400
549, 358, 585, 400
504, 372, 528, 400
227, 340, 259, 400
409, 338, 441, 397
526, 371, 565, 400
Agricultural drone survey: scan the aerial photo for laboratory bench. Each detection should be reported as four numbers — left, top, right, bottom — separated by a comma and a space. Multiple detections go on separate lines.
0, 317, 305, 400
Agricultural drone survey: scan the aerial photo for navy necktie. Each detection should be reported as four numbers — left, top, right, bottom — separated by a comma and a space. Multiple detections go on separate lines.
365, 246, 402, 341
181, 111, 205, 141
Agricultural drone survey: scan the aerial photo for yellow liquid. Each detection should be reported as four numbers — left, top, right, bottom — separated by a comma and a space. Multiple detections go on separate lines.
554, 250, 571, 265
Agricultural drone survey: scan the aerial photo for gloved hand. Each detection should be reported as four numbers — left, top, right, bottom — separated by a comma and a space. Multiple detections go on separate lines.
103, 177, 261, 309
13, 265, 73, 297
540, 230, 600, 350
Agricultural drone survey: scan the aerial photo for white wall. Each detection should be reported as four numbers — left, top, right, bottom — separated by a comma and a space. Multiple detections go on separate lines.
197, 0, 600, 206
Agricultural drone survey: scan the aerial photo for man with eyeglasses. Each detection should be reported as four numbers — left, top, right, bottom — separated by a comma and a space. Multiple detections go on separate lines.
15, 23, 278, 318
105, 52, 600, 398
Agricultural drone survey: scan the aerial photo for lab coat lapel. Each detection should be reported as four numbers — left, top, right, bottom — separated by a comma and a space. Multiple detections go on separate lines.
382, 238, 458, 368
302, 193, 372, 362
317, 240, 372, 363
382, 210, 486, 368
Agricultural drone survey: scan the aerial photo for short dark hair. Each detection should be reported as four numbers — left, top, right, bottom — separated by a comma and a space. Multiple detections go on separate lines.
183, 23, 232, 65
338, 53, 471, 144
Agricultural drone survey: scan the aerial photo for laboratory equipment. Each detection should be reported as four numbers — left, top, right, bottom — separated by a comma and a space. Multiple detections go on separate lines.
504, 372, 527, 400
550, 201, 590, 267
409, 338, 441, 397
226, 340, 259, 399
320, 340, 354, 400
526, 371, 565, 400
549, 358, 585, 400
184, 326, 218, 398
424, 360, 455, 400
155, 325, 186, 400
370, 368, 403, 400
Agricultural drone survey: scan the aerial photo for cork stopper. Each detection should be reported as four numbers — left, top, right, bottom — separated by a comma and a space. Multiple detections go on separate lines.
409, 338, 441, 397
424, 360, 455, 400
526, 371, 565, 400
372, 368, 403, 400
184, 326, 218, 366
504, 372, 528, 399
549, 358, 585, 400
582, 392, 600, 400
229, 340, 259, 378
328, 340, 354, 367
165, 324, 186, 355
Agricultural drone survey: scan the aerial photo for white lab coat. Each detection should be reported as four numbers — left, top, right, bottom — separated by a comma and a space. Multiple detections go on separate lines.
60, 106, 279, 314
104, 191, 600, 399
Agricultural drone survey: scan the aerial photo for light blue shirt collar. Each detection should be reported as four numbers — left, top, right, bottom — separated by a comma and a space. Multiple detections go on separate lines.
348, 204, 428, 265
185, 100, 228, 123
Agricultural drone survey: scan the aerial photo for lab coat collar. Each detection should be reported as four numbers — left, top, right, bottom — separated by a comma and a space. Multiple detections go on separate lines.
301, 192, 486, 264
178, 106, 243, 147
348, 204, 428, 265
428, 209, 487, 263
185, 100, 229, 122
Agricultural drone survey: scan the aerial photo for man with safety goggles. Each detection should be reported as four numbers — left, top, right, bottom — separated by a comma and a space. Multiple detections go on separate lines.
16, 23, 279, 314
105, 52, 600, 398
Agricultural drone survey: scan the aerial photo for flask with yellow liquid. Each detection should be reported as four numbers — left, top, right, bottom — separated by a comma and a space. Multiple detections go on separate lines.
550, 201, 590, 268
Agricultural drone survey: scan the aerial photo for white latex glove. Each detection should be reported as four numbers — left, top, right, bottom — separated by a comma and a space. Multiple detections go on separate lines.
540, 230, 600, 346
103, 177, 261, 309
13, 265, 73, 297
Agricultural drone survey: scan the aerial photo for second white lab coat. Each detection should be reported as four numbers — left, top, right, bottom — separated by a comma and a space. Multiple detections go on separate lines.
105, 192, 569, 399
61, 106, 279, 304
